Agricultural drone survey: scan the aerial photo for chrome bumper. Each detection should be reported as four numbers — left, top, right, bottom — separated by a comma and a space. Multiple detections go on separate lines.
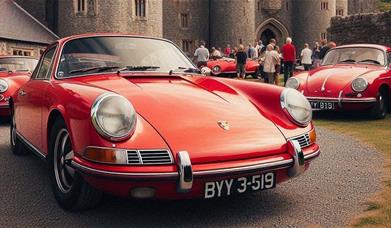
71, 141, 320, 192
0, 103, 9, 109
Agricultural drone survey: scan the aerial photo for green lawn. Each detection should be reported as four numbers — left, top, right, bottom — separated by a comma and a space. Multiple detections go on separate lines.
314, 113, 391, 227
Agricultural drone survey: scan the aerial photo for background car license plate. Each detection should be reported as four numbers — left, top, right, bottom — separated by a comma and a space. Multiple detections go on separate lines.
310, 101, 336, 110
204, 172, 275, 198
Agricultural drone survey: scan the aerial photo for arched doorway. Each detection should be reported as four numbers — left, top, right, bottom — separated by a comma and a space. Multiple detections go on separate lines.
256, 18, 289, 47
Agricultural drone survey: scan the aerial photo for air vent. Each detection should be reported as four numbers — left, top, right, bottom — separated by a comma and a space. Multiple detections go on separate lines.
127, 149, 173, 165
291, 133, 312, 148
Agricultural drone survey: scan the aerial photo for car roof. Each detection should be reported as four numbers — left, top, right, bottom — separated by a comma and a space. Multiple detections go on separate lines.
334, 44, 391, 52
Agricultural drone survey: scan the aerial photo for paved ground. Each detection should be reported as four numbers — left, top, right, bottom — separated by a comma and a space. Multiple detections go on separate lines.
0, 122, 383, 228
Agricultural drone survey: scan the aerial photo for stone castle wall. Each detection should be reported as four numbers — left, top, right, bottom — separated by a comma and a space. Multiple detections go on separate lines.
0, 39, 47, 58
348, 0, 379, 14
328, 11, 391, 46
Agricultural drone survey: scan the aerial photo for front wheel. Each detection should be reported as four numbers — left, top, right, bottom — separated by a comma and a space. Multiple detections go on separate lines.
48, 118, 102, 211
370, 90, 388, 119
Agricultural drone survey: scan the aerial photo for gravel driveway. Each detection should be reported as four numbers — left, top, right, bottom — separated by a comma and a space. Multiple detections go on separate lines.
0, 123, 383, 227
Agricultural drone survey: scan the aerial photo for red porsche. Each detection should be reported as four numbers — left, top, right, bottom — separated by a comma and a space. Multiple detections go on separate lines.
0, 56, 38, 117
10, 34, 319, 211
207, 57, 259, 78
286, 44, 391, 119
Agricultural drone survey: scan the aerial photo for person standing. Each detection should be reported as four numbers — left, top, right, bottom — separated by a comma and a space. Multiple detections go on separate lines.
263, 44, 280, 84
281, 37, 296, 86
194, 41, 209, 68
236, 45, 248, 79
312, 42, 321, 68
224, 44, 231, 57
318, 39, 329, 60
301, 43, 313, 71
248, 43, 257, 59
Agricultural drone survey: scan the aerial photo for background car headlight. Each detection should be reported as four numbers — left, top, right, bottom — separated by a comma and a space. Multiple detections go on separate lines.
351, 77, 368, 92
0, 79, 9, 93
285, 77, 300, 90
212, 66, 221, 74
91, 93, 136, 141
281, 88, 312, 127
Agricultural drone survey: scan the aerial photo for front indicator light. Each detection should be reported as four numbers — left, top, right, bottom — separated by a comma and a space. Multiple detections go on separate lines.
83, 147, 127, 164
309, 128, 317, 144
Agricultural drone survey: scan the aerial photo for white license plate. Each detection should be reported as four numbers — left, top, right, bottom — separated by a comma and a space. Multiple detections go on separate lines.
310, 101, 336, 110
204, 172, 275, 199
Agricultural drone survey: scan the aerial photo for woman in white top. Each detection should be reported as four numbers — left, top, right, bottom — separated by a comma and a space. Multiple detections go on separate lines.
263, 44, 280, 84
301, 43, 313, 71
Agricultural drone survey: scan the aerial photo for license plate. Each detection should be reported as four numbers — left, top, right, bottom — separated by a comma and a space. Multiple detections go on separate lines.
204, 172, 275, 198
310, 101, 336, 110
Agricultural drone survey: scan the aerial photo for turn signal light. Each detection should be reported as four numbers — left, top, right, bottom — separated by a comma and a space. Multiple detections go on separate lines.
83, 147, 127, 164
309, 128, 317, 144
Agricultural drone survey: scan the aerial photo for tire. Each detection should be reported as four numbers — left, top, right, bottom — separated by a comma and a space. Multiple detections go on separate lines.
48, 117, 102, 211
10, 110, 29, 155
370, 90, 388, 119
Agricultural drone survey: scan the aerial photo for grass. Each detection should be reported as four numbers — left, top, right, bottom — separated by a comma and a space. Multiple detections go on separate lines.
313, 113, 391, 227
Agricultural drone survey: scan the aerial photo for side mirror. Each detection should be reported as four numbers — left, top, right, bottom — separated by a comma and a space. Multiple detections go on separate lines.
201, 67, 211, 76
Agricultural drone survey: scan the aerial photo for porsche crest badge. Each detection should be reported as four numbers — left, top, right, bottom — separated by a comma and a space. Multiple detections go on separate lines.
217, 121, 230, 130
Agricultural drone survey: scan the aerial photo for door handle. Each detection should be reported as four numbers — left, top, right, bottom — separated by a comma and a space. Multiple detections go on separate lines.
19, 90, 26, 96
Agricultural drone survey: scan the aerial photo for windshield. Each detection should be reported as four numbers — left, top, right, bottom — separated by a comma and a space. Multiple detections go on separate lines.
322, 47, 386, 66
0, 57, 38, 72
57, 36, 195, 78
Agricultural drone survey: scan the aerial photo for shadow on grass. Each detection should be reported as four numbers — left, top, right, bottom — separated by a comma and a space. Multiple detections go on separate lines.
313, 111, 390, 123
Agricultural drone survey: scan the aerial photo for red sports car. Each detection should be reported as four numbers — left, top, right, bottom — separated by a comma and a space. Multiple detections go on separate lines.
11, 34, 319, 211
286, 44, 391, 119
0, 56, 38, 117
207, 57, 259, 78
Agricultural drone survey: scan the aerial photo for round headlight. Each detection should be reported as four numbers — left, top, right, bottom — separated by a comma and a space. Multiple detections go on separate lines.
351, 77, 368, 92
0, 79, 9, 93
91, 93, 136, 141
281, 88, 312, 127
285, 77, 300, 90
212, 66, 221, 74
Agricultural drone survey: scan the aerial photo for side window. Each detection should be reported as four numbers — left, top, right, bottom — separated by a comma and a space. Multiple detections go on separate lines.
34, 47, 56, 80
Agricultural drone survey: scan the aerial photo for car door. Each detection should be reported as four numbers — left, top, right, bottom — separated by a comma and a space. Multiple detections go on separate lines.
17, 46, 57, 154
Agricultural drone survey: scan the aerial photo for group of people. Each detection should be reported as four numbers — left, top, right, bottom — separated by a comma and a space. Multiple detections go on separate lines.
193, 38, 337, 86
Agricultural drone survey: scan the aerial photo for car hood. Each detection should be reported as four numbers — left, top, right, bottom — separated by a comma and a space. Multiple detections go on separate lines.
81, 75, 287, 164
305, 64, 378, 97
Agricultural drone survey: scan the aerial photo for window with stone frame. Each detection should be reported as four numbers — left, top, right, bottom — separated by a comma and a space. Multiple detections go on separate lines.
87, 0, 98, 16
135, 0, 146, 17
320, 32, 327, 40
12, 48, 33, 57
336, 9, 344, 16
75, 0, 87, 14
180, 13, 189, 28
182, 40, 193, 53
320, 1, 329, 10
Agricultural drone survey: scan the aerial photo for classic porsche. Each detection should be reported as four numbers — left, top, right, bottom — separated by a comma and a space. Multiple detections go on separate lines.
286, 44, 391, 119
207, 57, 260, 78
0, 56, 38, 117
10, 34, 319, 211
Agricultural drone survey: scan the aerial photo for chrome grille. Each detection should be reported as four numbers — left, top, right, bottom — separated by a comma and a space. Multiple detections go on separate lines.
127, 150, 173, 165
291, 133, 311, 148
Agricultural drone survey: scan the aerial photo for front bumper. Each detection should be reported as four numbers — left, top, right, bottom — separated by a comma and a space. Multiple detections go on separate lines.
71, 141, 320, 199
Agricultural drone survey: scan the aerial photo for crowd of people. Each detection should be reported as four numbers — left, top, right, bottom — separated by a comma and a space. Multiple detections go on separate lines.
193, 38, 337, 86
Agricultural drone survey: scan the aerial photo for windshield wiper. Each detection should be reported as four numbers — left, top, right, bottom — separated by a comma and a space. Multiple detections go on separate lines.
357, 59, 381, 65
169, 67, 201, 75
69, 66, 121, 74
118, 66, 161, 72
338, 59, 356, 64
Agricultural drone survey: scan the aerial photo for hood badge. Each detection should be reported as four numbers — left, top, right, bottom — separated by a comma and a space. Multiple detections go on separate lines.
217, 121, 230, 131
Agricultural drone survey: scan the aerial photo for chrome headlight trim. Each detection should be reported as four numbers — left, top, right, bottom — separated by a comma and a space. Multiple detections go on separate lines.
0, 79, 9, 93
351, 77, 368, 92
91, 92, 136, 141
285, 77, 300, 90
212, 65, 221, 74
280, 88, 312, 127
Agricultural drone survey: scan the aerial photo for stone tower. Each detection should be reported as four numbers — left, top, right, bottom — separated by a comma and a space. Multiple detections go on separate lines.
336, 0, 349, 16
56, 0, 163, 38
209, 0, 256, 48
293, 0, 336, 49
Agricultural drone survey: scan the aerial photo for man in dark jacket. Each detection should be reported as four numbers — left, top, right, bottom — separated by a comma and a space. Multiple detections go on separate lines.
236, 44, 247, 79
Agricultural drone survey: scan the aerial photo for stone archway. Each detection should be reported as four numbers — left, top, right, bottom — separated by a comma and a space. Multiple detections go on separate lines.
256, 18, 289, 47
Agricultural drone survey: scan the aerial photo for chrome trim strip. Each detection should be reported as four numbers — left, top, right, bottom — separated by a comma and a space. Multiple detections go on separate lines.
16, 131, 46, 159
304, 149, 321, 160
177, 151, 193, 192
338, 91, 343, 108
307, 96, 377, 103
288, 140, 305, 177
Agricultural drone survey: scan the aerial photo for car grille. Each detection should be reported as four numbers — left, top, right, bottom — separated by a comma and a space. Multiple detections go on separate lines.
291, 133, 312, 148
127, 150, 173, 165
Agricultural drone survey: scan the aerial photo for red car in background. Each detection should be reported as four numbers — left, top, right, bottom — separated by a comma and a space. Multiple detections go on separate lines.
286, 44, 391, 119
0, 56, 38, 117
207, 57, 259, 78
11, 34, 319, 211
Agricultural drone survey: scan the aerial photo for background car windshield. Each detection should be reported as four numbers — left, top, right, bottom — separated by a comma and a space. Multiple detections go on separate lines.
322, 47, 386, 66
57, 36, 195, 78
0, 57, 38, 72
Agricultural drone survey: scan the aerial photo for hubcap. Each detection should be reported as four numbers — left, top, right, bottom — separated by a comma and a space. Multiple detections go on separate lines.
54, 129, 75, 193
